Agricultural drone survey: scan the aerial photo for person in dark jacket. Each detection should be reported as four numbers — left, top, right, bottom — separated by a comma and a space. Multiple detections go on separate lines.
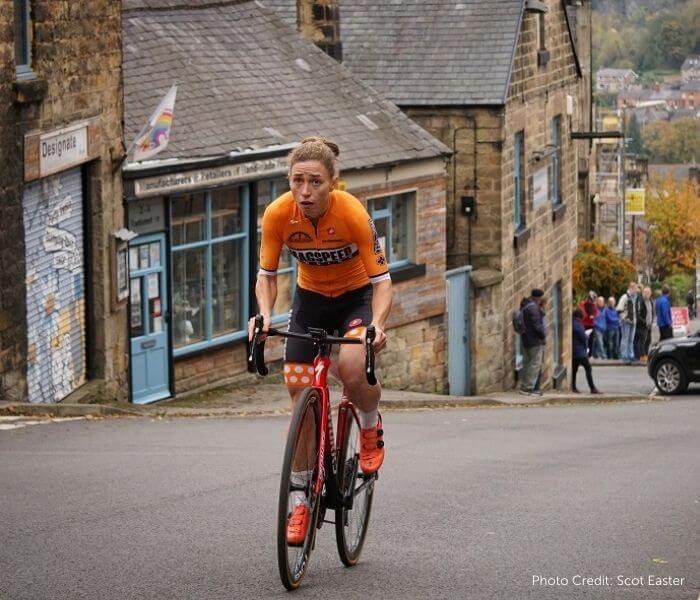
572, 308, 601, 394
519, 288, 546, 396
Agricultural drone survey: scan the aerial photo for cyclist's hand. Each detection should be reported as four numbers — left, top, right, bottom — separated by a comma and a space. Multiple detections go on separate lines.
248, 314, 271, 342
369, 324, 387, 353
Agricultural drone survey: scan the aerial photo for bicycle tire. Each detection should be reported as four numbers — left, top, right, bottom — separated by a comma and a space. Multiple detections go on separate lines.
277, 387, 322, 590
334, 406, 375, 566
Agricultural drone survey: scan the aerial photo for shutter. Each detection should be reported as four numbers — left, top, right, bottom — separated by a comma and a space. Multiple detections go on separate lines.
23, 167, 86, 403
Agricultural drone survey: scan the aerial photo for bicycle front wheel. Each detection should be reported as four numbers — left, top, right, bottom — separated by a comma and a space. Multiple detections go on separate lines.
335, 407, 375, 566
277, 387, 322, 590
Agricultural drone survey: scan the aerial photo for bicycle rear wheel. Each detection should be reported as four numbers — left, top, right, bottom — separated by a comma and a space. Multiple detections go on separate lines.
277, 387, 322, 590
335, 406, 375, 566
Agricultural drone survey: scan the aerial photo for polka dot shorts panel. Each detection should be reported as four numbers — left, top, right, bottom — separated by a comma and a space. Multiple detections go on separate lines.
284, 362, 315, 387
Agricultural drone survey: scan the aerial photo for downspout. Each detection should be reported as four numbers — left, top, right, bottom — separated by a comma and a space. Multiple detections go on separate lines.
451, 118, 478, 265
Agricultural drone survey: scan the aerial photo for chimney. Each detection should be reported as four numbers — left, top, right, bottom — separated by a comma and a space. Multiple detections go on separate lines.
297, 0, 342, 61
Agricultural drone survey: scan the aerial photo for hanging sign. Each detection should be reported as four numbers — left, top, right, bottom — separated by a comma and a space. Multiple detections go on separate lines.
625, 188, 645, 215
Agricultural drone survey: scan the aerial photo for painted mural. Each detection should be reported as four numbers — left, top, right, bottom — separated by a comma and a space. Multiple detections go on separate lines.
23, 168, 86, 403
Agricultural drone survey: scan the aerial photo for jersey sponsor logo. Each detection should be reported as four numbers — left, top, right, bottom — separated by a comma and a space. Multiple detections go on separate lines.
348, 318, 363, 327
288, 231, 312, 243
327, 226, 336, 235
289, 243, 359, 266
368, 218, 382, 254
376, 255, 386, 266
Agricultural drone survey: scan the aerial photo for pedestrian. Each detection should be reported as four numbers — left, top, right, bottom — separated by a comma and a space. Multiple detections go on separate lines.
656, 285, 673, 340
604, 296, 621, 359
686, 289, 696, 319
579, 291, 598, 355
592, 295, 607, 359
519, 288, 546, 396
616, 282, 639, 364
572, 308, 601, 394
635, 286, 655, 364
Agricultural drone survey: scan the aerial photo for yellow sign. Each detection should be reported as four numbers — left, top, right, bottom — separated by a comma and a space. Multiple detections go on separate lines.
602, 115, 620, 132
625, 188, 645, 215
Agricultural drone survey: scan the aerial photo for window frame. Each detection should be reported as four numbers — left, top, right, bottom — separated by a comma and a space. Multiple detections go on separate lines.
551, 114, 562, 206
255, 177, 295, 325
514, 131, 526, 231
366, 189, 416, 270
14, 0, 34, 80
171, 185, 250, 357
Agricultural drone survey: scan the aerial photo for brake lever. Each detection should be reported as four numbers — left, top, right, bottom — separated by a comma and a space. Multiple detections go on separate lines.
365, 325, 377, 386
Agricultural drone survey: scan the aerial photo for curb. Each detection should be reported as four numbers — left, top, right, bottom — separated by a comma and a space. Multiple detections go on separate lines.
0, 393, 654, 419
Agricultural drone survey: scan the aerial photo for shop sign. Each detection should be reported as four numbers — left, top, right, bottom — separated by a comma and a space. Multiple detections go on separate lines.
134, 156, 288, 198
625, 188, 645, 215
128, 197, 166, 235
40, 123, 89, 177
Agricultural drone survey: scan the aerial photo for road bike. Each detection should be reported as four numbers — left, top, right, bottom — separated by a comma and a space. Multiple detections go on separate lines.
248, 315, 379, 590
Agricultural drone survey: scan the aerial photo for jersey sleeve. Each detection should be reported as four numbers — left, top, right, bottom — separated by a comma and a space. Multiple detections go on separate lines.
258, 204, 284, 277
346, 199, 391, 285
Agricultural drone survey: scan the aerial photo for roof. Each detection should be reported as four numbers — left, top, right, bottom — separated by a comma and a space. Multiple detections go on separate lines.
597, 68, 637, 78
681, 80, 700, 92
264, 0, 525, 106
681, 56, 700, 70
122, 0, 449, 169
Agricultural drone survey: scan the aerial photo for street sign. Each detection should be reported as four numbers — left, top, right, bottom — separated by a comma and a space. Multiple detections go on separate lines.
625, 188, 645, 215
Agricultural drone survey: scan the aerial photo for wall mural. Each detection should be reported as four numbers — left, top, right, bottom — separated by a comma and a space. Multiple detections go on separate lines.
23, 168, 86, 403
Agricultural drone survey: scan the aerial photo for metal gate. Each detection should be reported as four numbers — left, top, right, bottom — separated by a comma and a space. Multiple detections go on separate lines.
446, 266, 472, 396
23, 167, 86, 403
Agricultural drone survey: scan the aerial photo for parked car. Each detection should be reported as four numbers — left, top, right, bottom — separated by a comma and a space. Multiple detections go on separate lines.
648, 330, 700, 394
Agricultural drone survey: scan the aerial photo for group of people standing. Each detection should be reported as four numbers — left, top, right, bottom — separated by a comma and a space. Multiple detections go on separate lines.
579, 283, 673, 365
517, 283, 676, 397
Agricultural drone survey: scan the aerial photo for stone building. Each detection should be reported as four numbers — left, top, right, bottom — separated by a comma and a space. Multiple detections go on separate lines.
680, 56, 700, 84
595, 68, 639, 94
0, 1, 127, 403
122, 0, 450, 402
270, 0, 590, 393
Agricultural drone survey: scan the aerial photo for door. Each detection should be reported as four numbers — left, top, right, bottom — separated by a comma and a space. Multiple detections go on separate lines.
23, 167, 87, 403
446, 266, 472, 396
129, 234, 171, 404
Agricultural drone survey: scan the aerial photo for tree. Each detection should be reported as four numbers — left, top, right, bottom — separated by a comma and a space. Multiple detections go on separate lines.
573, 240, 637, 301
626, 113, 644, 155
643, 118, 700, 164
646, 176, 700, 279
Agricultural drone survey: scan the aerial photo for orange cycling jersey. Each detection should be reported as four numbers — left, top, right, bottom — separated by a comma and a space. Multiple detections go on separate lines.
259, 190, 391, 297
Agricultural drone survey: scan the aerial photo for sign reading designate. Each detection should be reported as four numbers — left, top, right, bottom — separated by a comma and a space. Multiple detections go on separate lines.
134, 157, 288, 198
40, 124, 88, 177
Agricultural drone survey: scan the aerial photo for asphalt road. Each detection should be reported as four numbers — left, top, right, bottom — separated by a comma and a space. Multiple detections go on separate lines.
1, 400, 698, 600
591, 364, 700, 397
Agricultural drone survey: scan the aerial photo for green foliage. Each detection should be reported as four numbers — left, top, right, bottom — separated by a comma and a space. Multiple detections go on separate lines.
573, 240, 637, 300
643, 118, 700, 163
663, 273, 694, 305
626, 114, 644, 155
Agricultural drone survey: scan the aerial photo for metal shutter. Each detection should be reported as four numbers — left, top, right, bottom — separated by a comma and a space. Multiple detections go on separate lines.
23, 167, 86, 403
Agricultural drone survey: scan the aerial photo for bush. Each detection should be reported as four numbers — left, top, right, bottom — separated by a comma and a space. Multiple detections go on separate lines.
573, 240, 637, 302
663, 273, 694, 306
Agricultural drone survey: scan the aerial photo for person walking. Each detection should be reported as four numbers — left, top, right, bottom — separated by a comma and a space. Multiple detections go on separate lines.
617, 282, 639, 364
519, 288, 546, 396
635, 286, 655, 364
604, 297, 621, 359
656, 285, 673, 340
572, 308, 601, 394
592, 295, 607, 359
579, 291, 598, 355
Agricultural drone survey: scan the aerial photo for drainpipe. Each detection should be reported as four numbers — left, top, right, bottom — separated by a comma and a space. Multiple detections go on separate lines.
451, 118, 478, 265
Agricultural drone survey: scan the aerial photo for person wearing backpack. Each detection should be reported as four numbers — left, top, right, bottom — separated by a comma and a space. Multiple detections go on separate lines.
518, 288, 546, 396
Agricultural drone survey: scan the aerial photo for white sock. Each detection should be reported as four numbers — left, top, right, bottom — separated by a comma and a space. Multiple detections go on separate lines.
357, 408, 378, 430
290, 470, 313, 507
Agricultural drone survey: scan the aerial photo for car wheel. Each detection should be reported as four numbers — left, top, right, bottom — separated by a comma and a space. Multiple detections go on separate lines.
654, 359, 688, 395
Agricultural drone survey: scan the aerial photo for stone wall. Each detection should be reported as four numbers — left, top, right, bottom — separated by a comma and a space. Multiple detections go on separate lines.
174, 171, 448, 394
0, 1, 127, 402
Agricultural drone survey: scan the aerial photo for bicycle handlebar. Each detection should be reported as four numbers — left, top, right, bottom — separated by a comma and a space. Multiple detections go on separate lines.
247, 315, 377, 386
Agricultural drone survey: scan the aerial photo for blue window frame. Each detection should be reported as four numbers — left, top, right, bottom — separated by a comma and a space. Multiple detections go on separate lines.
170, 186, 249, 355
514, 131, 525, 230
14, 0, 34, 80
256, 177, 294, 324
367, 191, 414, 268
551, 115, 562, 206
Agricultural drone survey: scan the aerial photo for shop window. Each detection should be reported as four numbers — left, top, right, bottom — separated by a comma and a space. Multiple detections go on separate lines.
514, 131, 526, 231
171, 186, 248, 354
367, 191, 415, 268
256, 177, 294, 323
551, 115, 562, 206
14, 0, 34, 80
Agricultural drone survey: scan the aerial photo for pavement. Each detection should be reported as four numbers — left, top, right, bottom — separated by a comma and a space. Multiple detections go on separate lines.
0, 376, 654, 419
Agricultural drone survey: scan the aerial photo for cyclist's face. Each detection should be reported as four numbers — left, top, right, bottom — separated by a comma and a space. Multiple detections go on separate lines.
289, 161, 336, 220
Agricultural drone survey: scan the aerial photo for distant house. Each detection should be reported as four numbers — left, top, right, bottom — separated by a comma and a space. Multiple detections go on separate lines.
680, 80, 700, 110
596, 68, 639, 94
681, 56, 700, 83
122, 0, 450, 400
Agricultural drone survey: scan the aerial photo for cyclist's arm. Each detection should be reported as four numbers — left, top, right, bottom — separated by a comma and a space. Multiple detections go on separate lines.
250, 273, 277, 340
370, 278, 392, 352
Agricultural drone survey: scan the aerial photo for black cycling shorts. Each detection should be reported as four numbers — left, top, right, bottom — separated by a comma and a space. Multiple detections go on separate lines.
284, 285, 373, 365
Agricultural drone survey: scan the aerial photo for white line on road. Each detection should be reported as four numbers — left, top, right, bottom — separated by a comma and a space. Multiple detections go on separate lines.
0, 417, 85, 431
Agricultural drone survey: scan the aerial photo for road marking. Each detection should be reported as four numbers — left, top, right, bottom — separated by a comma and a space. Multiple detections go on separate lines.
0, 417, 85, 431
